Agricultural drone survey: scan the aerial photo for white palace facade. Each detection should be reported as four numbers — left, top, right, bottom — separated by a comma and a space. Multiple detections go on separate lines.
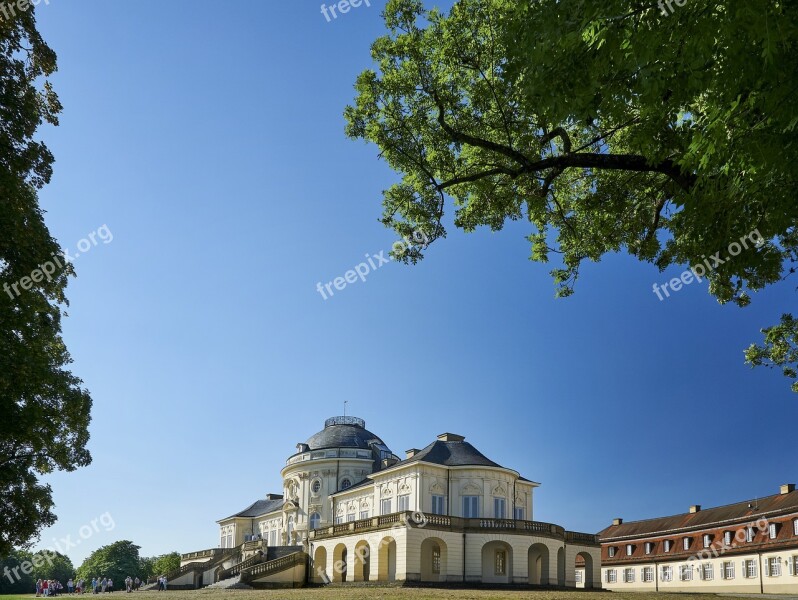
175, 416, 600, 588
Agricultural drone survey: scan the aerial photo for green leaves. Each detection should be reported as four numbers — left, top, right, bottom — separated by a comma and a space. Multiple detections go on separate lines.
347, 0, 798, 391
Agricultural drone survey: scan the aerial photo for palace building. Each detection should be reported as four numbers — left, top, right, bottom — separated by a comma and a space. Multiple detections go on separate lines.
599, 484, 798, 595
174, 416, 600, 588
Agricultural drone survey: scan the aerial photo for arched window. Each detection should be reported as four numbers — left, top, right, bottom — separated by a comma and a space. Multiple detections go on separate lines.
340, 478, 352, 490
309, 512, 321, 530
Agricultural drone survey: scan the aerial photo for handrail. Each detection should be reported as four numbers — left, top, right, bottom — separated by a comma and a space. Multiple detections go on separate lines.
242, 552, 307, 581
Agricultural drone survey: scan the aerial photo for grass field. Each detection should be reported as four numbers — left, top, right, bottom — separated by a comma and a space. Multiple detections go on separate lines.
0, 590, 764, 600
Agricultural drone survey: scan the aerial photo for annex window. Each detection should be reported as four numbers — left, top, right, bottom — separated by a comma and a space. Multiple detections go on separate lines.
766, 557, 781, 577
644, 542, 653, 555
643, 566, 653, 582
575, 570, 582, 583
309, 512, 321, 530
606, 569, 617, 583
680, 564, 693, 581
703, 534, 712, 548
769, 523, 778, 539
664, 539, 672, 552
334, 516, 343, 525
723, 561, 735, 580
380, 498, 392, 515
790, 555, 798, 576
514, 506, 524, 520
608, 547, 617, 558
494, 497, 506, 519
683, 537, 691, 550
359, 510, 369, 520
268, 530, 276, 546
431, 495, 446, 515
398, 494, 410, 512
462, 496, 479, 518
701, 563, 713, 581
660, 566, 672, 582
745, 559, 757, 579
346, 512, 355, 522
495, 550, 506, 575
432, 546, 441, 574
626, 544, 634, 556
624, 568, 635, 583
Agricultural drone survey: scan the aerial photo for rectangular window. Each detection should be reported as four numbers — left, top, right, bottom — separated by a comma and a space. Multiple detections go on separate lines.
398, 494, 410, 512
680, 565, 693, 581
575, 570, 582, 583
494, 497, 506, 519
360, 510, 369, 520
769, 557, 781, 577
769, 523, 778, 539
268, 530, 275, 546
791, 556, 798, 576
645, 542, 653, 554
794, 519, 798, 536
431, 495, 446, 515
606, 569, 617, 583
514, 506, 524, 520
643, 567, 653, 582
626, 544, 634, 556
381, 498, 392, 515
462, 495, 479, 518
703, 534, 712, 548
660, 566, 672, 582
683, 537, 691, 550
624, 568, 635, 583
495, 550, 506, 575
702, 563, 713, 581
664, 539, 672, 552
608, 547, 616, 558
746, 526, 754, 542
724, 561, 735, 580
220, 536, 227, 549
724, 531, 733, 547
745, 559, 757, 579
347, 512, 355, 522
432, 548, 441, 574
334, 516, 343, 525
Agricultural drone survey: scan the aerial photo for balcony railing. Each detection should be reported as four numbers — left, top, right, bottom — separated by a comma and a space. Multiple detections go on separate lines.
309, 511, 595, 545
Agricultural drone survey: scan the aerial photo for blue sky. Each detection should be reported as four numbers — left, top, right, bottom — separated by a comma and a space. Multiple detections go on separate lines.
29, 0, 797, 565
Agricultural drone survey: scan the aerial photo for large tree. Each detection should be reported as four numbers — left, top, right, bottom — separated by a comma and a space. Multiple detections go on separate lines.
345, 0, 798, 389
0, 4, 92, 556
76, 541, 142, 583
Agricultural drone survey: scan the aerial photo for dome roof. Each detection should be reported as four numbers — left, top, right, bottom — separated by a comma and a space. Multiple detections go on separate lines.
304, 416, 385, 451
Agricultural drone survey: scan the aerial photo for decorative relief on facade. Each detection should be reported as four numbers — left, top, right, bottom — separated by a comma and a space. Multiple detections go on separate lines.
462, 481, 482, 495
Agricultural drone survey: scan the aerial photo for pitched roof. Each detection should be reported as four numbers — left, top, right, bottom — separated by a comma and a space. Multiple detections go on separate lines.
219, 497, 284, 521
599, 489, 798, 540
394, 439, 504, 469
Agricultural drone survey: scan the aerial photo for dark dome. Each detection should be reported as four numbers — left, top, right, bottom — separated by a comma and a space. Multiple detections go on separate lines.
305, 416, 385, 450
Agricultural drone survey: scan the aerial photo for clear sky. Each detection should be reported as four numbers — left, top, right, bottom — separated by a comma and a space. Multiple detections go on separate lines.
29, 0, 798, 565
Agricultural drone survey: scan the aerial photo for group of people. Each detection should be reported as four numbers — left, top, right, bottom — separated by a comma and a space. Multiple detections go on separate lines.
35, 576, 147, 596
154, 576, 168, 591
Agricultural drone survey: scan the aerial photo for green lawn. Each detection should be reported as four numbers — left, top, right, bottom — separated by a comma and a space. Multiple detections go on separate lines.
0, 590, 760, 600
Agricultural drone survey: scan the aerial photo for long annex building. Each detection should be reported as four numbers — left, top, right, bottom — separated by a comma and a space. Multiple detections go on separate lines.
599, 484, 798, 594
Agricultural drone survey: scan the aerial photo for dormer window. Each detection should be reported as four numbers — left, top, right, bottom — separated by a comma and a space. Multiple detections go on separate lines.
664, 539, 672, 552
703, 534, 712, 548
645, 542, 654, 554
626, 544, 634, 556
724, 531, 733, 546
769, 523, 779, 539
608, 546, 617, 558
746, 526, 754, 542
683, 537, 691, 550
794, 519, 798, 536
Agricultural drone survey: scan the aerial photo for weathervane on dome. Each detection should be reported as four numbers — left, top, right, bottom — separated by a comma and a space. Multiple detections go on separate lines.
343, 400, 348, 417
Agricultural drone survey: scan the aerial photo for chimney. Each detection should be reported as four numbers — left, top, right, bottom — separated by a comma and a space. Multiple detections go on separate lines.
405, 448, 420, 459
612, 518, 623, 526
437, 433, 465, 442
265, 493, 283, 500
781, 484, 796, 495
690, 505, 701, 513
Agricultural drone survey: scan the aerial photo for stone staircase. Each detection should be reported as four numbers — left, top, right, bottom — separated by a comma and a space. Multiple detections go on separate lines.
203, 575, 253, 590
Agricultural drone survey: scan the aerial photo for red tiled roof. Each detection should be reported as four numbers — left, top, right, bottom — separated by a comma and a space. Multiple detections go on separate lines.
599, 489, 798, 540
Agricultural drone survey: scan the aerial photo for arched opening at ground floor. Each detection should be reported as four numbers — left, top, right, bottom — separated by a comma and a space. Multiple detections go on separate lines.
353, 540, 371, 582
556, 547, 565, 586
377, 537, 396, 582
528, 543, 550, 585
332, 543, 347, 583
312, 546, 328, 583
420, 537, 447, 582
481, 541, 512, 584
575, 551, 593, 588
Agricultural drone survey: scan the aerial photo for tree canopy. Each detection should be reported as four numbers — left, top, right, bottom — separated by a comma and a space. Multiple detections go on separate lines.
0, 4, 92, 556
345, 0, 798, 389
76, 541, 142, 583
